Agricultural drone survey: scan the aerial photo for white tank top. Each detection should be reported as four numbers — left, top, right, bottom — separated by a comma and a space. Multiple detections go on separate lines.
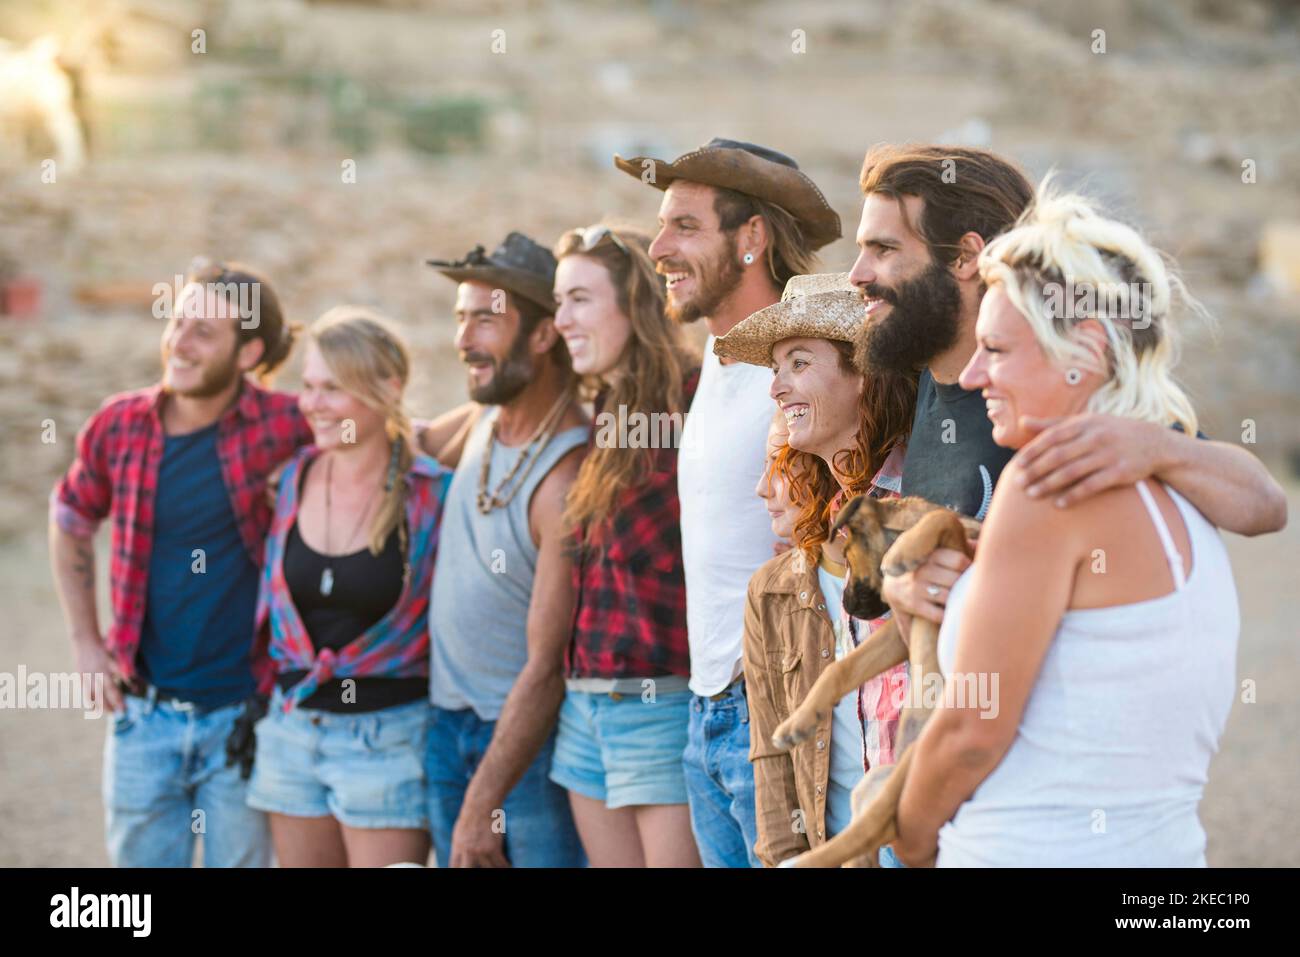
935, 481, 1239, 867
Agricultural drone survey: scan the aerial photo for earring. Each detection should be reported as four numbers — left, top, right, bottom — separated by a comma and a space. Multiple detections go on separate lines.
743, 253, 754, 265
1065, 368, 1083, 385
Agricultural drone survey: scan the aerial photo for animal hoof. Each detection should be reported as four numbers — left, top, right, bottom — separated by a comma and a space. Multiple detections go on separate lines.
882, 556, 924, 577
771, 730, 802, 750
772, 716, 816, 751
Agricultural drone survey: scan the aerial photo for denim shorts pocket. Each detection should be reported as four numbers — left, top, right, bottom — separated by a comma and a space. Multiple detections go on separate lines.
111, 698, 138, 736
361, 703, 428, 752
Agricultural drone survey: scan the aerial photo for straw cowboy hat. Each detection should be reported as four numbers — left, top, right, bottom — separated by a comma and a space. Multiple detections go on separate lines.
613, 137, 842, 250
426, 231, 557, 312
714, 272, 866, 369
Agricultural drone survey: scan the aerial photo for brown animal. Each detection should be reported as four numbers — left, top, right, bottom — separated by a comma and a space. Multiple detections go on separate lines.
770, 494, 979, 868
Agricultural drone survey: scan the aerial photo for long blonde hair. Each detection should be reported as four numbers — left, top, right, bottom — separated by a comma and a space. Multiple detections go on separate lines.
306, 306, 414, 556
978, 183, 1200, 435
553, 225, 696, 538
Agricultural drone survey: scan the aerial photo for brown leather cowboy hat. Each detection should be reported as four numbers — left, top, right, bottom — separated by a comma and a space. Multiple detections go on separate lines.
613, 137, 841, 250
426, 231, 557, 313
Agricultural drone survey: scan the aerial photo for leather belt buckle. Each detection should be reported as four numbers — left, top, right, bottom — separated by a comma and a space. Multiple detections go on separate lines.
709, 676, 744, 701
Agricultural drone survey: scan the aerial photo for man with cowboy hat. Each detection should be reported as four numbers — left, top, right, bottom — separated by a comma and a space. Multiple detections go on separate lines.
614, 137, 841, 866
420, 232, 588, 867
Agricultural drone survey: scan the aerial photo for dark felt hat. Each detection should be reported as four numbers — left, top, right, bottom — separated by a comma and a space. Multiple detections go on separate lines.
613, 137, 842, 249
426, 231, 557, 312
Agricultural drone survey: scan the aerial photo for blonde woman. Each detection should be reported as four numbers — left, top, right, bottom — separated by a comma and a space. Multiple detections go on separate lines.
894, 190, 1256, 867
247, 307, 452, 867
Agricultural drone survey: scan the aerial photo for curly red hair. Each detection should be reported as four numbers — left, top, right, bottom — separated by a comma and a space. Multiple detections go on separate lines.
772, 340, 916, 555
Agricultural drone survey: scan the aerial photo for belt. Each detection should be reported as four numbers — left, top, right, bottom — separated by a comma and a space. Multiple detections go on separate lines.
120, 679, 226, 715
708, 674, 745, 702
566, 675, 691, 699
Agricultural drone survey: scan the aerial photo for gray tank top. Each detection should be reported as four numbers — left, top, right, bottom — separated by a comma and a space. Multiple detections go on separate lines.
429, 408, 588, 720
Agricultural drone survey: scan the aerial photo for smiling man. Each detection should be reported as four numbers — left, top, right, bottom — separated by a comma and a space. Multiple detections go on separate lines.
614, 138, 841, 867
849, 144, 1286, 643
422, 233, 589, 867
49, 259, 311, 868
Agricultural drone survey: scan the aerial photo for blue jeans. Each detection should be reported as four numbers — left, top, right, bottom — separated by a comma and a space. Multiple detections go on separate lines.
425, 705, 584, 867
682, 681, 760, 868
103, 692, 270, 868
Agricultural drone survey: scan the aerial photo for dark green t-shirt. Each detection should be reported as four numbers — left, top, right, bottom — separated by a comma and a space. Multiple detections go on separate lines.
900, 369, 1016, 519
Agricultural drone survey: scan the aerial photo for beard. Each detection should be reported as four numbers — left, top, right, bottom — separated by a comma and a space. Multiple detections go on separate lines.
855, 257, 963, 374
663, 234, 745, 324
161, 343, 242, 398
464, 326, 538, 404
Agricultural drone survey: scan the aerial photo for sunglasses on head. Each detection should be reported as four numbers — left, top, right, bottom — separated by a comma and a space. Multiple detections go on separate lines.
187, 256, 257, 288
576, 225, 630, 257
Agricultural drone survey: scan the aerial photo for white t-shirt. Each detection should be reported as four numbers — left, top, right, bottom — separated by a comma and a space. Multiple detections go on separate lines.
678, 335, 781, 696
818, 563, 866, 837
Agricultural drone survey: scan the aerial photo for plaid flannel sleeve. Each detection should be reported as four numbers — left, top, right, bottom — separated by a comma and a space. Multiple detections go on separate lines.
50, 406, 114, 539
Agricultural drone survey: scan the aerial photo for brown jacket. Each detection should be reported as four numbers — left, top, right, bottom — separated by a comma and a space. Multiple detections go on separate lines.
743, 545, 838, 867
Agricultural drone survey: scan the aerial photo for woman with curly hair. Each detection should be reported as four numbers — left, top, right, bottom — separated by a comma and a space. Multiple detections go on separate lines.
717, 273, 916, 866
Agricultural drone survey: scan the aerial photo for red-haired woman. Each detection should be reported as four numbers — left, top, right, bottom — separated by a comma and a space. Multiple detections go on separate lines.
718, 272, 916, 866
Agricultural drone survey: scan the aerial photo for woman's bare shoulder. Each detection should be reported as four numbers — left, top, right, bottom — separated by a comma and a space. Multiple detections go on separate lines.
987, 457, 1143, 552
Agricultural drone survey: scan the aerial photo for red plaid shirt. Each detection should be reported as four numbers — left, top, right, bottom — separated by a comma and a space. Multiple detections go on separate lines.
50, 379, 313, 691
567, 370, 700, 679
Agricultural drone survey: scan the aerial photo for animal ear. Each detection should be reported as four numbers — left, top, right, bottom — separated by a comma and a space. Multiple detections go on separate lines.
830, 494, 866, 536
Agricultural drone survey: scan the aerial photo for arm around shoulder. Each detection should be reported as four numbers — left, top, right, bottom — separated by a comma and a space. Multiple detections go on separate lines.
415, 402, 481, 469
1156, 430, 1287, 536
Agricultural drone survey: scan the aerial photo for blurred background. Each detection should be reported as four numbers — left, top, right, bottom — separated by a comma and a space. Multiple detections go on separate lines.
0, 0, 1297, 865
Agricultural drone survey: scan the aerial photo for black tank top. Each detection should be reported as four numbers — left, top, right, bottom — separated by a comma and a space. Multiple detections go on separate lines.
280, 518, 427, 712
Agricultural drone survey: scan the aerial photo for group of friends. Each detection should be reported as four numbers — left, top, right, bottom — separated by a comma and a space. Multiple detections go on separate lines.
49, 137, 1288, 868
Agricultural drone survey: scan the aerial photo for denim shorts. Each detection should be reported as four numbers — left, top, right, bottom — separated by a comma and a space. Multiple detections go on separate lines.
246, 688, 428, 830
549, 687, 691, 808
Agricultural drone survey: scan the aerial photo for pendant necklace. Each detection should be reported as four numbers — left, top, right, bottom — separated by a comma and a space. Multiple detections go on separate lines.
476, 390, 572, 515
320, 454, 380, 597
